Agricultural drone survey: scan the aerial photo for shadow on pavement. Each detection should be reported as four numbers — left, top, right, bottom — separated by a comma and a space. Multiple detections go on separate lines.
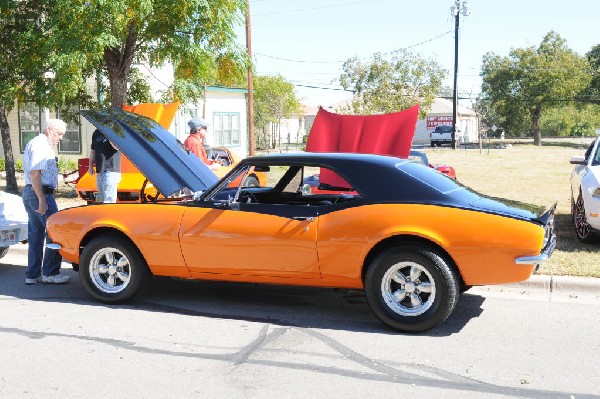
0, 261, 485, 336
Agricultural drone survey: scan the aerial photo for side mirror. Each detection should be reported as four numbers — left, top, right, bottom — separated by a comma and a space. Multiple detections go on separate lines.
570, 155, 587, 165
301, 184, 312, 196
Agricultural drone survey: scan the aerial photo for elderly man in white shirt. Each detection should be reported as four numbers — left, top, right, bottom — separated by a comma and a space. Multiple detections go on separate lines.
21, 119, 71, 285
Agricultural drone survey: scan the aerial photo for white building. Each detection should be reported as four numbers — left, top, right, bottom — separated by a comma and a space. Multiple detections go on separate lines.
413, 98, 480, 146
1, 83, 249, 163
262, 105, 319, 147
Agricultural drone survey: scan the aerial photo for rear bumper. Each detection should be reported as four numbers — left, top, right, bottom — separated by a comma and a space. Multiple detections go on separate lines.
514, 235, 557, 266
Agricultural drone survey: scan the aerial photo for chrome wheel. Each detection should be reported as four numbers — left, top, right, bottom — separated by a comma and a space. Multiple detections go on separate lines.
89, 247, 131, 294
380, 261, 436, 317
365, 245, 458, 332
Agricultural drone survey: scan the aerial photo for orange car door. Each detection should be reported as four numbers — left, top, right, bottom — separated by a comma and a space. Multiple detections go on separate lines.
179, 203, 320, 279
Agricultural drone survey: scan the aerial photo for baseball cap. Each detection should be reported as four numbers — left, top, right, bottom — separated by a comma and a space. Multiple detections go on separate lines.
188, 117, 209, 130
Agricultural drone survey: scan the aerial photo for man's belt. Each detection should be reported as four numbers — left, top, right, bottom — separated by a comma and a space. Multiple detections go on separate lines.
42, 185, 55, 194
25, 184, 55, 194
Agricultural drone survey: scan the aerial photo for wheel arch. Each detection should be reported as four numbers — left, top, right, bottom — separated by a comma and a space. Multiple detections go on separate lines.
361, 234, 465, 288
79, 227, 151, 274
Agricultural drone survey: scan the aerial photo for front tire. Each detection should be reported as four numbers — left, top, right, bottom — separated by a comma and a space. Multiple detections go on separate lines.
573, 192, 600, 243
0, 246, 9, 260
80, 234, 149, 303
364, 245, 459, 333
244, 175, 260, 187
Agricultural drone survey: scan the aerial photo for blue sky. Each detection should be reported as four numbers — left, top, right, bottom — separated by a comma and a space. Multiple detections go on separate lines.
246, 0, 600, 107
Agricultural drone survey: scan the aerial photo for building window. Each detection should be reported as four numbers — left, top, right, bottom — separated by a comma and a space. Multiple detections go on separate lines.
18, 102, 41, 152
213, 112, 240, 147
57, 107, 82, 154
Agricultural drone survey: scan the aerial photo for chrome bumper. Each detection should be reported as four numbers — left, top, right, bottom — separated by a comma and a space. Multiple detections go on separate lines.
515, 235, 557, 266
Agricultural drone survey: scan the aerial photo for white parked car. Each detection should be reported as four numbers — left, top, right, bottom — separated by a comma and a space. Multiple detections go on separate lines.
570, 136, 600, 243
0, 191, 28, 259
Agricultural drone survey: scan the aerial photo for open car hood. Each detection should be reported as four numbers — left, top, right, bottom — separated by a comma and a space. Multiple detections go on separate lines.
81, 108, 219, 197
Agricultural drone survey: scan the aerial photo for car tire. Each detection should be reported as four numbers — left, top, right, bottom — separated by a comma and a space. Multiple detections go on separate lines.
571, 195, 575, 224
573, 192, 600, 243
80, 234, 150, 303
244, 175, 260, 187
364, 245, 459, 333
0, 246, 9, 260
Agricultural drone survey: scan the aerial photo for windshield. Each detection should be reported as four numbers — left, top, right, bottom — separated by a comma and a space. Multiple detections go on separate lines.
434, 125, 452, 133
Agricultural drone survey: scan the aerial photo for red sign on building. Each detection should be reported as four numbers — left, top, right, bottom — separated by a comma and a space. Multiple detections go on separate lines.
427, 116, 453, 129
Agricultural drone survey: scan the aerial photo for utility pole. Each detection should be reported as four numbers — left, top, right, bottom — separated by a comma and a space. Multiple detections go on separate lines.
246, 0, 255, 156
451, 0, 469, 149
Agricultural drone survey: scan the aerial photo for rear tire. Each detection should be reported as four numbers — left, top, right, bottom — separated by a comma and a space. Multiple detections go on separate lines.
573, 192, 600, 243
364, 245, 459, 333
0, 246, 9, 260
80, 234, 150, 303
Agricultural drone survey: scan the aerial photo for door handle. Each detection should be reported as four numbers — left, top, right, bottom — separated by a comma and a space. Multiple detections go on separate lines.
293, 216, 314, 222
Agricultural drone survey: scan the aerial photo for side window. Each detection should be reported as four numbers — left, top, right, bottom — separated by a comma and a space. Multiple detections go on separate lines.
304, 166, 358, 196
281, 167, 302, 193
592, 142, 600, 166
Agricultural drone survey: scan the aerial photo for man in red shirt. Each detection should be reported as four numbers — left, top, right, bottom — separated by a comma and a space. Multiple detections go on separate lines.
184, 117, 209, 164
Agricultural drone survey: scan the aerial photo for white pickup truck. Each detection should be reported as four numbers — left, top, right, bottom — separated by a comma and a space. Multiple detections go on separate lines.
430, 125, 454, 147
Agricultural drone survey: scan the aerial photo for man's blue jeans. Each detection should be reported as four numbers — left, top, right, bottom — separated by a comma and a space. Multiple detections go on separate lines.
96, 171, 121, 203
22, 186, 62, 278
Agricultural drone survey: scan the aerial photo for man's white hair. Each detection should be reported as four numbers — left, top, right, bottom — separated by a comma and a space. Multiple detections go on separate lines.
45, 118, 67, 133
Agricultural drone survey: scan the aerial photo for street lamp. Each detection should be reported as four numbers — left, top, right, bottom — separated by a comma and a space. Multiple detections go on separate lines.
451, 0, 469, 149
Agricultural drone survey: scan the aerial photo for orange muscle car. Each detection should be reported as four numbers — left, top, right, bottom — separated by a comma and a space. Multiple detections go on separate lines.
47, 108, 556, 332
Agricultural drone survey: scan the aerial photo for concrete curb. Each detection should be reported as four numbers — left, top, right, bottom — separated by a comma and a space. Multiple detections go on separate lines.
4, 244, 600, 295
498, 275, 600, 295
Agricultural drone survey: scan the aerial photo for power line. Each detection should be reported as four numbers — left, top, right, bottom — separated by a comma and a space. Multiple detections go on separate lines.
252, 0, 388, 17
254, 30, 453, 65
294, 83, 352, 92
380, 30, 452, 55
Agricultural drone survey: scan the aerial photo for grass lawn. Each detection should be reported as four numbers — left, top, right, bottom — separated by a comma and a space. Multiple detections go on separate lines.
425, 138, 599, 278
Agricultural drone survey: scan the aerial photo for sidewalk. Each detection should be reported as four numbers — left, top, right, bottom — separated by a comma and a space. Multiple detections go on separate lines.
4, 243, 600, 297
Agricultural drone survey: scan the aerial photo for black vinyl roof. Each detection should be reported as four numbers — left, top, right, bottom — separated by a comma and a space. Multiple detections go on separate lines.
241, 152, 463, 204
239, 152, 546, 221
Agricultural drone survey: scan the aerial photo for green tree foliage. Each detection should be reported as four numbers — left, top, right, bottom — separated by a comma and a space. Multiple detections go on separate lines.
1, 0, 247, 190
253, 75, 301, 150
480, 31, 591, 145
338, 50, 446, 118
579, 44, 600, 103
42, 0, 248, 107
0, 0, 58, 193
541, 104, 600, 137
98, 67, 154, 107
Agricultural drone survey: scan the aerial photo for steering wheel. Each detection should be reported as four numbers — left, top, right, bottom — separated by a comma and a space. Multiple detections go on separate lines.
239, 190, 258, 204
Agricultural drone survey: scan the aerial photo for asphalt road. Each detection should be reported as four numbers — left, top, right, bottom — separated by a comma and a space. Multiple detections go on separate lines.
1, 247, 599, 399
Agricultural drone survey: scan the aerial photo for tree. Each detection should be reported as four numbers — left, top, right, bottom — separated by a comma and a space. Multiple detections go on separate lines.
42, 0, 248, 107
481, 31, 591, 145
540, 104, 600, 137
578, 44, 600, 103
1, 0, 248, 191
338, 50, 446, 118
0, 0, 59, 193
253, 75, 301, 150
